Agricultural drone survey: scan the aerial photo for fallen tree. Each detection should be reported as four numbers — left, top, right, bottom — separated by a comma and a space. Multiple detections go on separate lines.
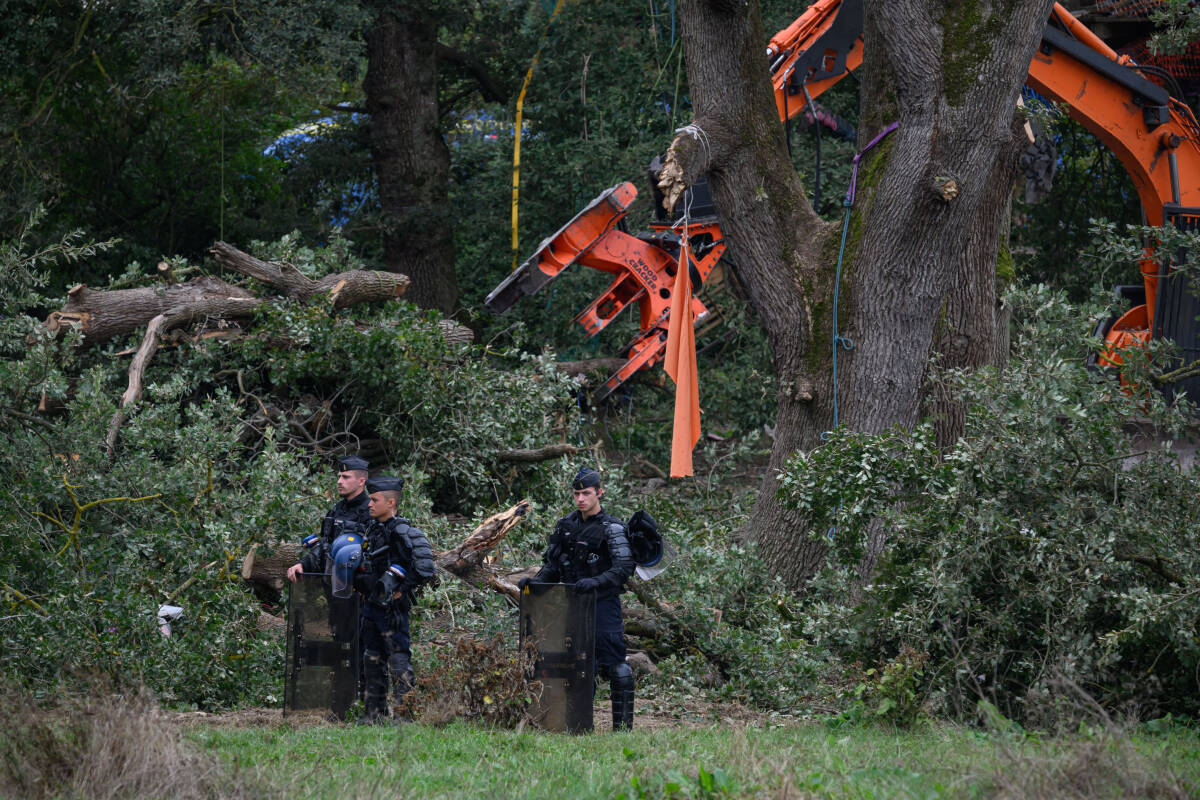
48, 242, 476, 457
46, 243, 411, 346
242, 500, 537, 606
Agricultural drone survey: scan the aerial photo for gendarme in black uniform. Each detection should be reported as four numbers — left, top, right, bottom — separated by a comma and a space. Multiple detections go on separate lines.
297, 456, 373, 576
356, 475, 435, 722
530, 467, 636, 730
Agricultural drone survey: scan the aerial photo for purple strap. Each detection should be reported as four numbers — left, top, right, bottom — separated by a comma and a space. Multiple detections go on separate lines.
845, 122, 899, 206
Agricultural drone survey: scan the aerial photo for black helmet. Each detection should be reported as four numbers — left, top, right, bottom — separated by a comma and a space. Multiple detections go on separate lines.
627, 509, 663, 567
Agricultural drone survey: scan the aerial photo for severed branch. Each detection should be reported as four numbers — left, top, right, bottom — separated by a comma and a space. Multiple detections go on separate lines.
550, 357, 628, 379
46, 277, 258, 346
497, 444, 582, 463
435, 500, 534, 601
208, 241, 410, 309
1153, 360, 1200, 386
104, 299, 260, 457
245, 500, 538, 607
1114, 547, 1185, 585
45, 243, 411, 348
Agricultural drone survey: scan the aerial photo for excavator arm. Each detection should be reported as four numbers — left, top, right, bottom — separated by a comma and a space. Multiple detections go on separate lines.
487, 0, 1200, 403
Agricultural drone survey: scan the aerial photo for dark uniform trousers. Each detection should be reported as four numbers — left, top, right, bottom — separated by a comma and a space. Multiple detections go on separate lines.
534, 508, 636, 730
358, 514, 435, 719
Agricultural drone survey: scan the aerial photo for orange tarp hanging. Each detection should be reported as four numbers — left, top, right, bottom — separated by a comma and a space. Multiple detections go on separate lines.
663, 236, 701, 477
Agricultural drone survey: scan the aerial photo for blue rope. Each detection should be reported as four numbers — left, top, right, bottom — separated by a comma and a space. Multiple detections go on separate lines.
829, 198, 855, 433
821, 122, 898, 540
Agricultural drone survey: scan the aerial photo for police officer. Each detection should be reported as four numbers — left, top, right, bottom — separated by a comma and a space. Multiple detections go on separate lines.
356, 475, 436, 723
286, 455, 373, 583
525, 467, 636, 731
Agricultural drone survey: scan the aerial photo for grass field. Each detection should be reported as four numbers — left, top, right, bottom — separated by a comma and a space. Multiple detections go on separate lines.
190, 715, 1200, 799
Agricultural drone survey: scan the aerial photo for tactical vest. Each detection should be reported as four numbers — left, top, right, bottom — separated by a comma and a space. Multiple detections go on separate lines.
548, 513, 627, 583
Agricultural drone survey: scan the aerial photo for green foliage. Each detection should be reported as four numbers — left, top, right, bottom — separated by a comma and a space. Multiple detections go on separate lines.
779, 284, 1200, 723
626, 485, 822, 713
0, 0, 367, 277
1084, 218, 1200, 283
835, 646, 930, 728
1146, 0, 1200, 55
0, 225, 579, 708
620, 764, 741, 800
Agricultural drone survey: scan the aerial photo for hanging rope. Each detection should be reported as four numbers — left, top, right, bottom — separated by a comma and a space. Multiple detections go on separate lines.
823, 122, 898, 541
828, 121, 898, 431
510, 0, 567, 270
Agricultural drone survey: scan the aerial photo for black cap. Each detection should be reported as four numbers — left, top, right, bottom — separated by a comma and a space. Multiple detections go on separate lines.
338, 456, 369, 472
572, 467, 601, 490
366, 475, 404, 494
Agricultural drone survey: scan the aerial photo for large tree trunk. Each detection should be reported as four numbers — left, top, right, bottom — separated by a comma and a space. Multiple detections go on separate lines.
364, 3, 458, 316
666, 0, 1052, 589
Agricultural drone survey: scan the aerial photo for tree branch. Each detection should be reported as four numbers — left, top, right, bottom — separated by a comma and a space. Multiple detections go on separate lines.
436, 43, 509, 103
1153, 360, 1200, 386
1114, 547, 1185, 585
497, 443, 582, 463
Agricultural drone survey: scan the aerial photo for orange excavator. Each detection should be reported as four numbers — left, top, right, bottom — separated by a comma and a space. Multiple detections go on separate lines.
486, 1, 1200, 403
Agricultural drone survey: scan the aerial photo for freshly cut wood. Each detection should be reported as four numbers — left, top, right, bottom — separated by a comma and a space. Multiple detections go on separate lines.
243, 501, 536, 602
241, 542, 304, 591
45, 278, 259, 346
257, 611, 287, 634
435, 500, 532, 584
209, 241, 410, 309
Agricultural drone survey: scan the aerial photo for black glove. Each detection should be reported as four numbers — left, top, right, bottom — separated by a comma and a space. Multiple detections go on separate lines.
574, 577, 599, 593
353, 572, 375, 596
517, 577, 532, 591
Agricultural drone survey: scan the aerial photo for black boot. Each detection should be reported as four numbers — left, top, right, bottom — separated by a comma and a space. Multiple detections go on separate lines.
389, 652, 414, 717
361, 649, 389, 723
610, 662, 634, 731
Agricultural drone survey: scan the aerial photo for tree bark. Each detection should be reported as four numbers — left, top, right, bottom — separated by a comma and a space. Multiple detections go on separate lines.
45, 279, 259, 346
241, 542, 303, 591
668, 0, 1053, 589
46, 242, 411, 347
364, 3, 458, 315
497, 443, 581, 463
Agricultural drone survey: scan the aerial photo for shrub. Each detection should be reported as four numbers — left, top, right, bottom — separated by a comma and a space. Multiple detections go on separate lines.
779, 285, 1200, 722
0, 226, 580, 707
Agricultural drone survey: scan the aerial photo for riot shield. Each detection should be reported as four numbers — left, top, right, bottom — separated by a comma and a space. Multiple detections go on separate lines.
285, 573, 359, 721
520, 582, 595, 733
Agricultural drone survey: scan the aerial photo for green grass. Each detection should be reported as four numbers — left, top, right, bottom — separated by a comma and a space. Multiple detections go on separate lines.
190, 719, 1200, 799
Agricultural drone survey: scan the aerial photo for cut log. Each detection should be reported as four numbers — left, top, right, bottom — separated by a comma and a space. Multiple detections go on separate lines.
241, 542, 303, 591
256, 611, 287, 634
46, 278, 259, 346
497, 444, 581, 463
209, 241, 410, 310
45, 242, 411, 347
